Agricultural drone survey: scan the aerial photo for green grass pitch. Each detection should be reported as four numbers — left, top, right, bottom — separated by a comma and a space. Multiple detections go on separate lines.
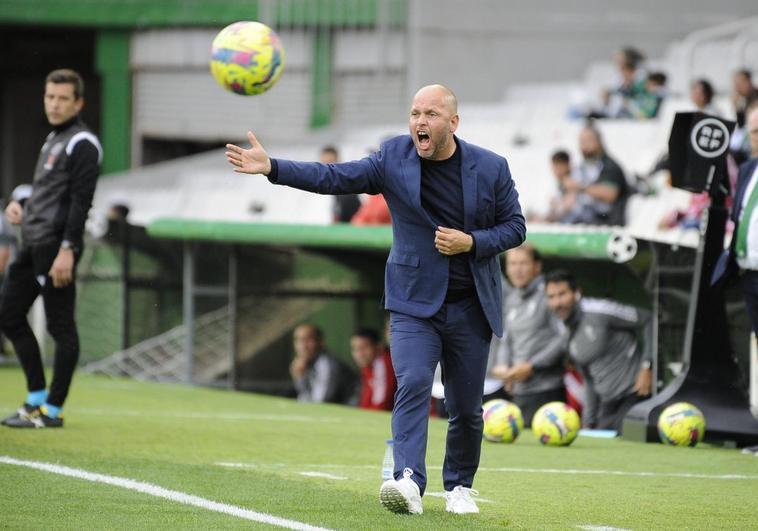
1, 366, 757, 530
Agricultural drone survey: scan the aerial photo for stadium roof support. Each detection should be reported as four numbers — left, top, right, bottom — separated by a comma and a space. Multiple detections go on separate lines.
95, 30, 131, 174
181, 242, 239, 386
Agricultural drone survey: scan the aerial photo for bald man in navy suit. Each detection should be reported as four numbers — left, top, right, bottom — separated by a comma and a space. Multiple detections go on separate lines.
226, 84, 526, 515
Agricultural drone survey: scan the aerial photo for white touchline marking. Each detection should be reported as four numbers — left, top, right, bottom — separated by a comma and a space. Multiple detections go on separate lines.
299, 472, 348, 481
425, 492, 493, 504
57, 408, 343, 424
217, 462, 377, 470
0, 456, 332, 531
576, 525, 631, 531
474, 466, 758, 481
215, 462, 758, 481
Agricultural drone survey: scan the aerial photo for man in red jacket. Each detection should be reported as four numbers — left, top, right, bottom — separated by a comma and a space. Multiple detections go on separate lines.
350, 328, 396, 411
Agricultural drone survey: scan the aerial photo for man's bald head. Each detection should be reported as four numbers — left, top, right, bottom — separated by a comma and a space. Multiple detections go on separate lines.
414, 84, 458, 115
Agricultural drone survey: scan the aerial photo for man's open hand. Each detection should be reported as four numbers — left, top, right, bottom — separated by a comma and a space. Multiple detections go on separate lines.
225, 131, 272, 175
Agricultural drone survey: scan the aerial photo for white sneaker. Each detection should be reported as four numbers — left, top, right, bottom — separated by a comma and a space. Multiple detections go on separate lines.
445, 485, 480, 514
379, 468, 423, 514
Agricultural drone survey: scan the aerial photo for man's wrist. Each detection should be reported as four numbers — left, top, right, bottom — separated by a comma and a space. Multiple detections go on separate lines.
267, 158, 278, 180
60, 239, 77, 253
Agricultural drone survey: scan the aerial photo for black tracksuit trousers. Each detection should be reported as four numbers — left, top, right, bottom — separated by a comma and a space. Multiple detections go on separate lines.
0, 242, 79, 407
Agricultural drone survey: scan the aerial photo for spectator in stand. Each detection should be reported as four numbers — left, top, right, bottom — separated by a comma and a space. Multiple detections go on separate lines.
629, 72, 667, 119
545, 270, 653, 432
730, 70, 758, 165
290, 323, 357, 404
351, 194, 391, 225
350, 328, 396, 411
560, 124, 628, 226
323, 146, 362, 223
600, 47, 647, 119
534, 150, 576, 223
690, 79, 719, 116
733, 69, 758, 128
613, 47, 645, 76
489, 244, 567, 427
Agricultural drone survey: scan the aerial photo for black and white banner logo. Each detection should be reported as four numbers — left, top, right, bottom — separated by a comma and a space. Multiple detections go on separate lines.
690, 118, 730, 159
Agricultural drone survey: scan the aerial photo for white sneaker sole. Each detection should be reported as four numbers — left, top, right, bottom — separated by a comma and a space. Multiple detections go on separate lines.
446, 506, 480, 514
380, 483, 421, 514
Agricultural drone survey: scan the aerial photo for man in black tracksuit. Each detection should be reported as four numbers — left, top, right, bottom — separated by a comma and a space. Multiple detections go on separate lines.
1, 69, 101, 428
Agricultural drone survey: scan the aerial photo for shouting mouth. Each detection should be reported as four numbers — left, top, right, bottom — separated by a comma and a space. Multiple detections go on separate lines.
416, 130, 431, 150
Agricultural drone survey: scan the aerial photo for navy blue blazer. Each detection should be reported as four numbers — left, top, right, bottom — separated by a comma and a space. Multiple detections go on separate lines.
269, 135, 526, 337
712, 157, 758, 285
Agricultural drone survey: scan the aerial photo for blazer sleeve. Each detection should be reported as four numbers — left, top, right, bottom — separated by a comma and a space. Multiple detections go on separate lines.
470, 159, 527, 260
268, 149, 384, 196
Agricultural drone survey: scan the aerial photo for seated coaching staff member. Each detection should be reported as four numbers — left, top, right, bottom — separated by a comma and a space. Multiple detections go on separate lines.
490, 244, 567, 427
545, 270, 653, 432
225, 84, 526, 515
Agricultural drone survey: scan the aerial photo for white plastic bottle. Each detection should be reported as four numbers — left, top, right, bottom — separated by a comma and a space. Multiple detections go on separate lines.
381, 439, 394, 481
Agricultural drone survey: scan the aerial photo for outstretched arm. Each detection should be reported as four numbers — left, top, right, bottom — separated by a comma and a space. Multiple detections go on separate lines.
226, 131, 383, 195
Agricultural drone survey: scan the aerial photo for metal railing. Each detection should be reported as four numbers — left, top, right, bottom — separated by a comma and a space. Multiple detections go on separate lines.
681, 17, 758, 93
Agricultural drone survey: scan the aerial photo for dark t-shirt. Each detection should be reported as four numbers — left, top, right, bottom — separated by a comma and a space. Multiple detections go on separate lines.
596, 154, 628, 226
419, 143, 475, 299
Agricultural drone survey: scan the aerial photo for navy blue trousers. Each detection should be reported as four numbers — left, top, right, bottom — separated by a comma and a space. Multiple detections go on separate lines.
389, 295, 492, 494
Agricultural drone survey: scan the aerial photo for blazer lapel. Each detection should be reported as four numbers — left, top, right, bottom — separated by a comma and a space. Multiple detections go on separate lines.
735, 159, 758, 220
459, 138, 477, 233
401, 157, 421, 208
401, 156, 437, 228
